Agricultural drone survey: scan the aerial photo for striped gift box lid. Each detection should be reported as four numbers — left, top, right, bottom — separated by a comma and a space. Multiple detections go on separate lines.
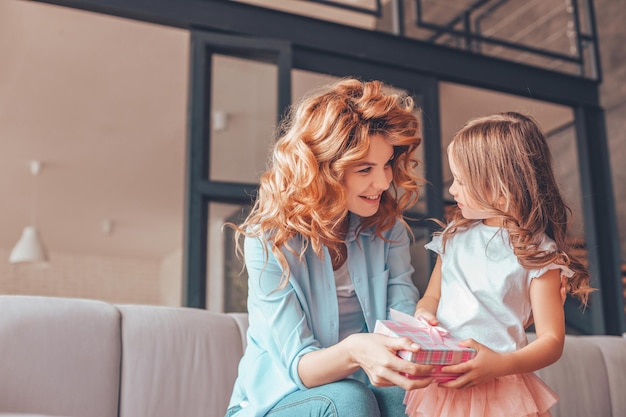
374, 309, 476, 366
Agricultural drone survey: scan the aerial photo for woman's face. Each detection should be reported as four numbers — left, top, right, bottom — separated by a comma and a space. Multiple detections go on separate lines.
344, 134, 393, 218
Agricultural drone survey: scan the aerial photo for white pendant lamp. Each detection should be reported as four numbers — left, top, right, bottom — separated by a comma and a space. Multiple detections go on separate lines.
9, 161, 49, 265
9, 226, 49, 264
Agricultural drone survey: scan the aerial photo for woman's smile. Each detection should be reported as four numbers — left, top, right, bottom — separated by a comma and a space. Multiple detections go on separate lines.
361, 194, 381, 203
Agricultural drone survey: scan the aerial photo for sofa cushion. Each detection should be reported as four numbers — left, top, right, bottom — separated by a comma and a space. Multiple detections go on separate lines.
117, 305, 245, 417
0, 295, 121, 417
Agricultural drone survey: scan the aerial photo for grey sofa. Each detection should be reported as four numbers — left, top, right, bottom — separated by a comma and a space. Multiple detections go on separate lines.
1, 295, 625, 417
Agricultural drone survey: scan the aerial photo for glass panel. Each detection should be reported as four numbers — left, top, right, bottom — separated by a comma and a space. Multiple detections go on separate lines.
410, 226, 435, 296
292, 69, 338, 101
208, 202, 251, 312
209, 54, 277, 183
439, 81, 575, 206
549, 123, 591, 334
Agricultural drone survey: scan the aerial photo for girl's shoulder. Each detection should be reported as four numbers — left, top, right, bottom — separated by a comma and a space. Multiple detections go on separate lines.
433, 220, 507, 249
536, 233, 557, 251
441, 219, 485, 236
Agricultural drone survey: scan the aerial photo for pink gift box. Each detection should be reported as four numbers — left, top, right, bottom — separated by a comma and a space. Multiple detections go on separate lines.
374, 309, 476, 382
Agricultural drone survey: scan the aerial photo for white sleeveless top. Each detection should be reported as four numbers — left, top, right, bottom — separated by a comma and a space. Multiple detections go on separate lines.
334, 262, 367, 341
427, 222, 572, 353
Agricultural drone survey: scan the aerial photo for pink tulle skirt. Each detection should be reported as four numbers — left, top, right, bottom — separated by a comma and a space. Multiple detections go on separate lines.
403, 373, 558, 417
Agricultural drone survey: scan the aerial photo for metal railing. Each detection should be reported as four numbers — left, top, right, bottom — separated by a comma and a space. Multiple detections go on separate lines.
236, 0, 601, 80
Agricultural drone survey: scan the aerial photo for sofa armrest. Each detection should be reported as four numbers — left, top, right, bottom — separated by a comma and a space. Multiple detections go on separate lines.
0, 296, 121, 417
530, 332, 626, 417
583, 336, 626, 415
228, 312, 249, 351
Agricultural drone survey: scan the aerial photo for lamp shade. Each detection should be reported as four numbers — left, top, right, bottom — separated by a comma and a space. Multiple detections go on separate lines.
9, 226, 49, 264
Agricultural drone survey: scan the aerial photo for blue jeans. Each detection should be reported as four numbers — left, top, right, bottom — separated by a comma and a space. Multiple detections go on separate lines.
225, 379, 407, 417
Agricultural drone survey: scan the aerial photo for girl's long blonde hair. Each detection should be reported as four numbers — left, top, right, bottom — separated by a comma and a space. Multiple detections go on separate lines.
442, 112, 592, 304
229, 78, 423, 289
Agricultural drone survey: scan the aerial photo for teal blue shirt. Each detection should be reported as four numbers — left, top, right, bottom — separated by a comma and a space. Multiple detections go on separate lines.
227, 215, 420, 417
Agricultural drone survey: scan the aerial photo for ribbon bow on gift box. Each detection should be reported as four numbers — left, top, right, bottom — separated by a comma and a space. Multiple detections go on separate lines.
389, 308, 451, 345
414, 316, 450, 345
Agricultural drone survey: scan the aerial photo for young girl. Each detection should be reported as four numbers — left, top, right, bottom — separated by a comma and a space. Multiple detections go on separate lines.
403, 112, 593, 417
225, 78, 436, 417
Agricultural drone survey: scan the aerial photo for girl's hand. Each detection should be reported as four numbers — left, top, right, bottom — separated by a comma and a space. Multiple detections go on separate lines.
348, 333, 436, 390
436, 338, 509, 389
413, 308, 439, 326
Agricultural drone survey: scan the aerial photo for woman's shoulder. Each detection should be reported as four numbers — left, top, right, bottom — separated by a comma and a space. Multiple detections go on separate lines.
370, 216, 409, 238
244, 230, 306, 252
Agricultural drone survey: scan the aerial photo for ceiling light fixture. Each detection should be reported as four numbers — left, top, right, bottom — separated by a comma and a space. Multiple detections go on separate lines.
9, 161, 49, 265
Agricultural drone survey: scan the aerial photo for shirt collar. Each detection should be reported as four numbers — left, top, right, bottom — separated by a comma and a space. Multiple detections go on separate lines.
346, 214, 374, 242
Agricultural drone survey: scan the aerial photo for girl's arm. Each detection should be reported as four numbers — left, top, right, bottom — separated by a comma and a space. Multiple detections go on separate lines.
413, 256, 443, 325
440, 268, 564, 388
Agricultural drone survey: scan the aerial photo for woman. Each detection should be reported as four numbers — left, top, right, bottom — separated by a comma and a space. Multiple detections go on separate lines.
224, 78, 434, 417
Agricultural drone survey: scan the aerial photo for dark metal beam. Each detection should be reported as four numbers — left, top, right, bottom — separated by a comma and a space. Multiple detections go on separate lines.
196, 181, 258, 206
30, 0, 600, 107
182, 34, 211, 308
417, 78, 443, 272
574, 105, 625, 335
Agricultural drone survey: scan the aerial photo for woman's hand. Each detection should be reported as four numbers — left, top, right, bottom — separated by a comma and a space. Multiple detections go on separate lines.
347, 333, 436, 390
435, 338, 510, 389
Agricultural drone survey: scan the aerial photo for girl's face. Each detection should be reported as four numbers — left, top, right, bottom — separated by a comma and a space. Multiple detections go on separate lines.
448, 150, 499, 225
344, 134, 393, 218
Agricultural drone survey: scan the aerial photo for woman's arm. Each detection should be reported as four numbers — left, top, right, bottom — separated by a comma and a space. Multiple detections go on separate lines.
246, 235, 435, 392
440, 268, 564, 388
298, 333, 436, 390
299, 223, 435, 391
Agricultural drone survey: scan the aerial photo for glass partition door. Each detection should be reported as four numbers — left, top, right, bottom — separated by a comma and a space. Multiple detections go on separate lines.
185, 30, 443, 311
183, 31, 291, 309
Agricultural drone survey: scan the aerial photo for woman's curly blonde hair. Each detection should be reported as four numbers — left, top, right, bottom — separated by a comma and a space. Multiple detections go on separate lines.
229, 78, 424, 289
442, 111, 592, 304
